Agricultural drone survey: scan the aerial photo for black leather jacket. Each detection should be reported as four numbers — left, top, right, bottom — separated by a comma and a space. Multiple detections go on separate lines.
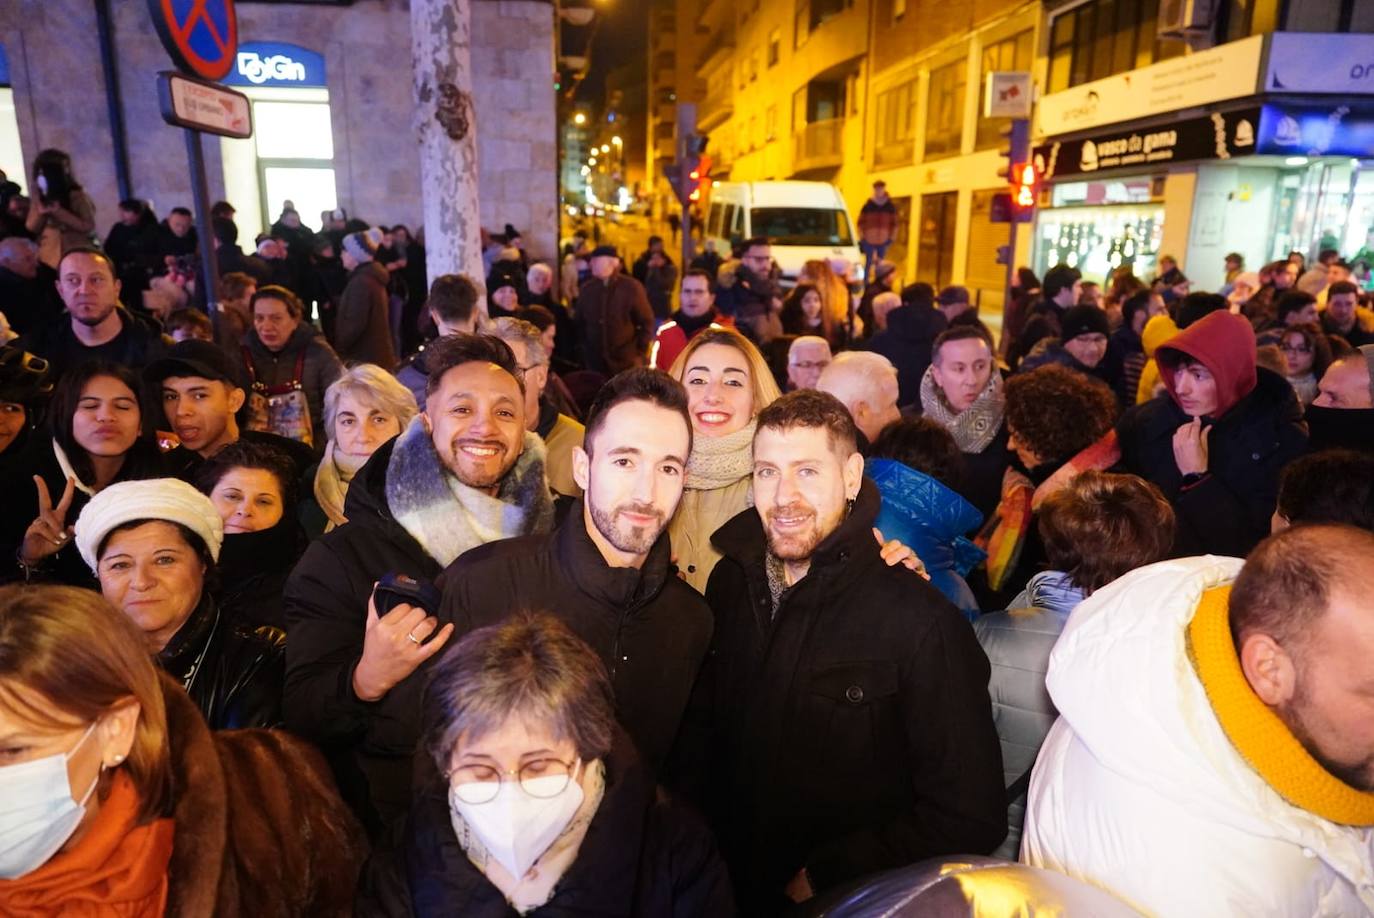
157, 594, 286, 730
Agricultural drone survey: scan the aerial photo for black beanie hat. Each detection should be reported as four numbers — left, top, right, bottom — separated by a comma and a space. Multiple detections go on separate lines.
1061, 304, 1110, 341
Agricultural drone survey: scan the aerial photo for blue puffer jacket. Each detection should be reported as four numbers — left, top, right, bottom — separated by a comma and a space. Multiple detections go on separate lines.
867, 458, 985, 620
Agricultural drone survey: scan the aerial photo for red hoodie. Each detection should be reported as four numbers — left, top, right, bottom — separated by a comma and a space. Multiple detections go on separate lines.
1157, 310, 1257, 418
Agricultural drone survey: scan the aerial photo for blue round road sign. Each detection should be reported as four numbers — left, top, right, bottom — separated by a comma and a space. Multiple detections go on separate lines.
149, 0, 239, 82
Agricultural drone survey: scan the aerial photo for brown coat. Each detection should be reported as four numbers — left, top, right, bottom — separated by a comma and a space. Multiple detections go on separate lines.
160, 671, 367, 916
575, 274, 655, 375
335, 261, 396, 369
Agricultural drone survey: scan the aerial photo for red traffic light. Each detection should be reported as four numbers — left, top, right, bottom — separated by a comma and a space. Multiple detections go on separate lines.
1011, 161, 1038, 209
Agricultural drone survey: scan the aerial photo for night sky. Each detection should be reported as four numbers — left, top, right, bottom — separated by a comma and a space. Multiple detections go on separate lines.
574, 0, 648, 106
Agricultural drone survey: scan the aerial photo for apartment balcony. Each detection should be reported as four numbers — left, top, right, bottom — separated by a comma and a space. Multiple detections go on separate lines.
792, 118, 844, 174
873, 138, 914, 169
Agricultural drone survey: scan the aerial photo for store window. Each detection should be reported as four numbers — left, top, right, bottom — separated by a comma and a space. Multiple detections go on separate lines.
918, 191, 957, 289
874, 79, 916, 168
1046, 0, 1184, 94
1283, 0, 1374, 29
924, 59, 965, 160
0, 44, 24, 193
221, 42, 337, 236
976, 30, 1034, 150
1035, 183, 1165, 284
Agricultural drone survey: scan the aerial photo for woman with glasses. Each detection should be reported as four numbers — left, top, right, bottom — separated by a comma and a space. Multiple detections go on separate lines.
1278, 323, 1333, 406
357, 612, 734, 916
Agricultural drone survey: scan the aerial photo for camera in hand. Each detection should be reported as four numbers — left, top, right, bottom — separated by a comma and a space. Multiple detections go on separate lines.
373, 573, 441, 616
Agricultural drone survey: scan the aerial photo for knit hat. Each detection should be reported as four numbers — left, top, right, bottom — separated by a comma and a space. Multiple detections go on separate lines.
342, 230, 378, 263
589, 244, 619, 260
75, 478, 224, 573
1061, 304, 1110, 341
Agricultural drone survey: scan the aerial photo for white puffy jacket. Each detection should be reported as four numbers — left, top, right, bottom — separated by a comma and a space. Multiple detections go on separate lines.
1022, 556, 1374, 916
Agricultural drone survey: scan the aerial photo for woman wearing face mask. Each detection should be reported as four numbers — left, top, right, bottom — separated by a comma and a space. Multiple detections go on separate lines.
313, 364, 419, 532
75, 478, 286, 730
0, 583, 365, 910
357, 612, 733, 916
667, 327, 781, 593
11, 361, 179, 587
196, 440, 307, 630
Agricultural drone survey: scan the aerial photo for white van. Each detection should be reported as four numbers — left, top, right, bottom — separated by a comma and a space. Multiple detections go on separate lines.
703, 181, 862, 286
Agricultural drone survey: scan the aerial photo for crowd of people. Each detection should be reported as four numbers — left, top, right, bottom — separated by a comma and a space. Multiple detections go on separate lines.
1, 147, 1373, 916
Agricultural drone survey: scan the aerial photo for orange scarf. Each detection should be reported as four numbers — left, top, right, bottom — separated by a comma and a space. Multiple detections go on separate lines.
0, 770, 175, 917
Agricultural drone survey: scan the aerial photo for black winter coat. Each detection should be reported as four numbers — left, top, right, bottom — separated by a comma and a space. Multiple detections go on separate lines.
18, 308, 167, 379
961, 422, 1011, 527
356, 732, 736, 917
437, 504, 714, 773
1008, 300, 1064, 369
157, 594, 285, 730
865, 304, 948, 407
1116, 367, 1308, 557
575, 274, 655, 375
213, 518, 309, 631
284, 437, 447, 834
679, 479, 1006, 913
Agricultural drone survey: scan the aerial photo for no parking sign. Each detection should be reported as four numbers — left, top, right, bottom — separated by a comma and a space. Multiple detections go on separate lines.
148, 0, 239, 82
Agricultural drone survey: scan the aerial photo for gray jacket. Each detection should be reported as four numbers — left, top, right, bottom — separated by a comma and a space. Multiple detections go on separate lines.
972, 570, 1085, 859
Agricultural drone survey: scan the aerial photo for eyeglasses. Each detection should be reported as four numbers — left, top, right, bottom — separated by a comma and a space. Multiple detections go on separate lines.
1280, 344, 1312, 354
448, 757, 579, 805
791, 360, 830, 371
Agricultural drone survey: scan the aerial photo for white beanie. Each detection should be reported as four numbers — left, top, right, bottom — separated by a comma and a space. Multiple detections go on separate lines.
75, 479, 224, 573
342, 230, 378, 264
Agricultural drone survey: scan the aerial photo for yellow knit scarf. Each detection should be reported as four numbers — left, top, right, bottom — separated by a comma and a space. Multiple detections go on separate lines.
1188, 585, 1374, 827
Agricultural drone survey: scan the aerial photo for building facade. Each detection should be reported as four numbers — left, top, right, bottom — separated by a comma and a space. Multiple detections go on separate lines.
669, 0, 1374, 315
0, 0, 558, 258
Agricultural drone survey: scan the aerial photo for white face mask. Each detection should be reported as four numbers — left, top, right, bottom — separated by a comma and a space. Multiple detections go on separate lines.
449, 760, 584, 881
0, 722, 100, 879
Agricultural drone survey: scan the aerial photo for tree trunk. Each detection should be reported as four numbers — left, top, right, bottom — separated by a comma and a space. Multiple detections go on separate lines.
410, 0, 485, 290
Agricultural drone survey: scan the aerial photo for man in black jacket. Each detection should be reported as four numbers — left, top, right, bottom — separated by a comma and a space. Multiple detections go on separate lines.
864, 282, 947, 407
19, 247, 167, 380
283, 334, 555, 834
685, 389, 1005, 913
438, 367, 709, 772
575, 245, 655, 375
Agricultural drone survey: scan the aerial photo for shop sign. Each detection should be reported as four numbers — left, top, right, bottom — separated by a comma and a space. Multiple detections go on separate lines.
224, 42, 327, 88
148, 0, 239, 82
1038, 34, 1263, 136
1255, 103, 1374, 158
158, 71, 253, 139
1263, 33, 1374, 96
1033, 108, 1259, 180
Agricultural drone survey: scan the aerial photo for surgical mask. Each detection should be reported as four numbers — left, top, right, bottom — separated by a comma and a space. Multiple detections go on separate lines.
448, 760, 585, 881
0, 721, 101, 879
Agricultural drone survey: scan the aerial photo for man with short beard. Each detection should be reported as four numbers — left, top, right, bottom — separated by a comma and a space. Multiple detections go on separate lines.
284, 334, 555, 834
1025, 525, 1374, 915
689, 389, 1005, 913
20, 246, 166, 379
438, 367, 709, 772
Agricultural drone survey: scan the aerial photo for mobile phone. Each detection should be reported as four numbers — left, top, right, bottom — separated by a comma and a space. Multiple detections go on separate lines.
373, 573, 441, 617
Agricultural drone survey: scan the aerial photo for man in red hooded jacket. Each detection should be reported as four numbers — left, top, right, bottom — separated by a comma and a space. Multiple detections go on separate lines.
1116, 310, 1307, 557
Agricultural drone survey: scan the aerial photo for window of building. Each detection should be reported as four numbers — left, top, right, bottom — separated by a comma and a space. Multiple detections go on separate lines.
975, 29, 1034, 150
768, 28, 781, 67
750, 52, 759, 82
1284, 0, 1374, 29
893, 0, 907, 21
874, 79, 916, 167
918, 191, 957, 289
766, 105, 778, 141
796, 0, 852, 45
924, 58, 965, 160
1047, 0, 1184, 94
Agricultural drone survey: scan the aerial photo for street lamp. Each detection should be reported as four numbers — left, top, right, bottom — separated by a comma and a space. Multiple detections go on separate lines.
612, 135, 622, 146
600, 144, 610, 154
573, 112, 587, 126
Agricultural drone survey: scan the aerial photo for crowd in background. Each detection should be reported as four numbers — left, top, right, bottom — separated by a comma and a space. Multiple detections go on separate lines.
1, 146, 1373, 916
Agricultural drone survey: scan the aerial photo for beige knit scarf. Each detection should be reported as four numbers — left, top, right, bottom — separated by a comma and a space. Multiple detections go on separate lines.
684, 418, 757, 490
919, 367, 1005, 454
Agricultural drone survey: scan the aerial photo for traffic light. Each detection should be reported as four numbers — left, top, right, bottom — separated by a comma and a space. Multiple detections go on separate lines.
1012, 161, 1038, 210
670, 132, 711, 207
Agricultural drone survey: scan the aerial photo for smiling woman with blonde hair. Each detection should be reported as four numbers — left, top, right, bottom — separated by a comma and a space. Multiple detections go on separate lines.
666, 326, 781, 592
